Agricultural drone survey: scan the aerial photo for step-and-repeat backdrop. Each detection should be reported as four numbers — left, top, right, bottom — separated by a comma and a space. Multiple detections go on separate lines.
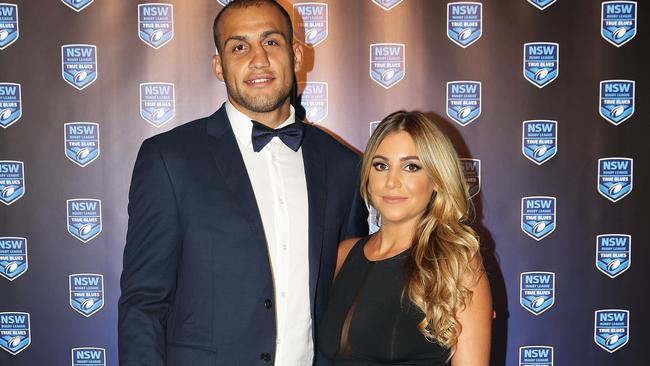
1, 0, 647, 365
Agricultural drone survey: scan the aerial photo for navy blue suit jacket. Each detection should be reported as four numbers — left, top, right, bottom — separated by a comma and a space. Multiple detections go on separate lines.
118, 106, 368, 366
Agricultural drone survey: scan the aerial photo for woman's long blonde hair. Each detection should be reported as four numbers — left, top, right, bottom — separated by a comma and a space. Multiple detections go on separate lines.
360, 111, 482, 353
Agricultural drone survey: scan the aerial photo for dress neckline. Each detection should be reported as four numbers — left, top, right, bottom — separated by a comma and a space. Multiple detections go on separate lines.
361, 235, 410, 263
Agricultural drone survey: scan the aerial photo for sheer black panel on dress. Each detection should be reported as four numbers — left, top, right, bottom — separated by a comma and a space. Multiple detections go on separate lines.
319, 236, 450, 366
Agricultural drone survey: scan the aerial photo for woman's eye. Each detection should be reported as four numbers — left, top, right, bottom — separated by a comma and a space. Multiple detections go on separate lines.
404, 163, 421, 172
372, 162, 388, 171
265, 40, 278, 46
233, 44, 245, 52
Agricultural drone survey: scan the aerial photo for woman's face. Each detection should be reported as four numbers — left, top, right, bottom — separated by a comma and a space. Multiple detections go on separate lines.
368, 131, 436, 226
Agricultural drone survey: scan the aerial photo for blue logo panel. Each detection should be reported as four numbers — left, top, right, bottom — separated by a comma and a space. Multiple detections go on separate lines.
527, 0, 557, 11
520, 272, 555, 315
370, 43, 405, 89
447, 81, 481, 126
0, 82, 21, 128
0, 160, 24, 205
299, 81, 328, 123
140, 82, 175, 127
596, 234, 631, 278
521, 196, 556, 241
523, 42, 558, 88
62, 44, 98, 90
0, 4, 18, 50
0, 237, 27, 281
460, 158, 480, 198
601, 1, 636, 47
72, 347, 106, 366
598, 157, 632, 202
371, 0, 403, 11
522, 120, 557, 165
368, 206, 381, 234
369, 121, 380, 136
595, 309, 629, 352
447, 2, 482, 48
519, 345, 553, 366
67, 199, 102, 243
61, 0, 94, 12
294, 3, 328, 47
599, 80, 634, 125
69, 274, 104, 317
65, 122, 100, 167
0, 312, 30, 355
138, 4, 174, 49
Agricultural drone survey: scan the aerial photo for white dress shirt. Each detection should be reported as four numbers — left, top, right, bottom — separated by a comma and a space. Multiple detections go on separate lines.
226, 101, 313, 366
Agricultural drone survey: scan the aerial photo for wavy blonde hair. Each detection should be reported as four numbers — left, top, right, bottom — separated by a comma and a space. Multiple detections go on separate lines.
360, 111, 482, 354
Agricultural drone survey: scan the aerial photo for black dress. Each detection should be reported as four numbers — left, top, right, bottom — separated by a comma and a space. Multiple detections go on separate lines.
319, 236, 450, 366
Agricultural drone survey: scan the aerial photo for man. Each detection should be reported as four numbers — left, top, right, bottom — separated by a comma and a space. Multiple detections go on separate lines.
118, 0, 368, 365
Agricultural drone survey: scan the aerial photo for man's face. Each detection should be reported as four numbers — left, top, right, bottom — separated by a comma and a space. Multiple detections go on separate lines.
213, 3, 302, 115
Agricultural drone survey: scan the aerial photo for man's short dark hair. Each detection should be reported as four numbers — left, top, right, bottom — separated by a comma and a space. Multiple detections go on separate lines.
213, 0, 294, 54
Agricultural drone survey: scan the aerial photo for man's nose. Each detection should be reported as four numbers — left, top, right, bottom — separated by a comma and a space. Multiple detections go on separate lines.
249, 45, 270, 69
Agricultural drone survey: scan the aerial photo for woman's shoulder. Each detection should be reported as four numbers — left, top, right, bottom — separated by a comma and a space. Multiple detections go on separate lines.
334, 236, 368, 277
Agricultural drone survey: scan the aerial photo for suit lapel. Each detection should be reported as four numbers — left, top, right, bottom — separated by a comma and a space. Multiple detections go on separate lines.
301, 126, 328, 310
205, 106, 267, 244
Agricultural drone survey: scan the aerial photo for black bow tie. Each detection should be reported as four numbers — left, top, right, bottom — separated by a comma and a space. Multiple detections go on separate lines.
251, 120, 304, 152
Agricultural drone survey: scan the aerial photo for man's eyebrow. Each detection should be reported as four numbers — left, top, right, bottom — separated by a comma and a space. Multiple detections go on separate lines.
260, 30, 287, 40
223, 30, 287, 46
223, 35, 248, 45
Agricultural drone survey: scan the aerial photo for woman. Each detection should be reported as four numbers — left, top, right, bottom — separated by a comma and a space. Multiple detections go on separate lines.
319, 111, 492, 365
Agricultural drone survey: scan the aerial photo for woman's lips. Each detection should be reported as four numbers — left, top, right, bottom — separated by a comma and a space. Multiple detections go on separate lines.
382, 195, 407, 204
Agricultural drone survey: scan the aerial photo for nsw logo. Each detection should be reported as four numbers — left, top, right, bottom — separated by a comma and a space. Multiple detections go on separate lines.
521, 196, 555, 241
519, 345, 553, 366
72, 347, 106, 366
460, 158, 480, 198
601, 1, 636, 47
447, 81, 481, 126
62, 44, 98, 90
69, 274, 104, 317
0, 312, 30, 355
0, 3, 18, 50
447, 2, 482, 48
371, 0, 403, 11
0, 82, 21, 128
67, 199, 102, 243
599, 80, 634, 125
523, 42, 558, 88
370, 43, 405, 89
596, 234, 631, 278
595, 309, 629, 352
370, 121, 380, 136
294, 3, 328, 47
527, 0, 557, 11
65, 122, 100, 167
522, 120, 557, 165
0, 237, 27, 281
140, 82, 175, 127
368, 205, 381, 234
520, 272, 555, 315
598, 157, 632, 202
298, 81, 328, 123
138, 3, 174, 49
61, 0, 94, 12
0, 160, 24, 205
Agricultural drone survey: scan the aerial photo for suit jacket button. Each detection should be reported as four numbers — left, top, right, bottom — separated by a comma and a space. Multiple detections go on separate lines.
260, 353, 272, 362
264, 298, 273, 309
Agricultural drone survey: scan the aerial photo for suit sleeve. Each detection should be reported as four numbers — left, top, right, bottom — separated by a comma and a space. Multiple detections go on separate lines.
339, 158, 369, 241
118, 138, 181, 366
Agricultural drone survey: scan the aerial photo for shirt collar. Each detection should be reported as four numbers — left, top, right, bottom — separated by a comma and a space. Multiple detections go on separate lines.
225, 100, 296, 148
